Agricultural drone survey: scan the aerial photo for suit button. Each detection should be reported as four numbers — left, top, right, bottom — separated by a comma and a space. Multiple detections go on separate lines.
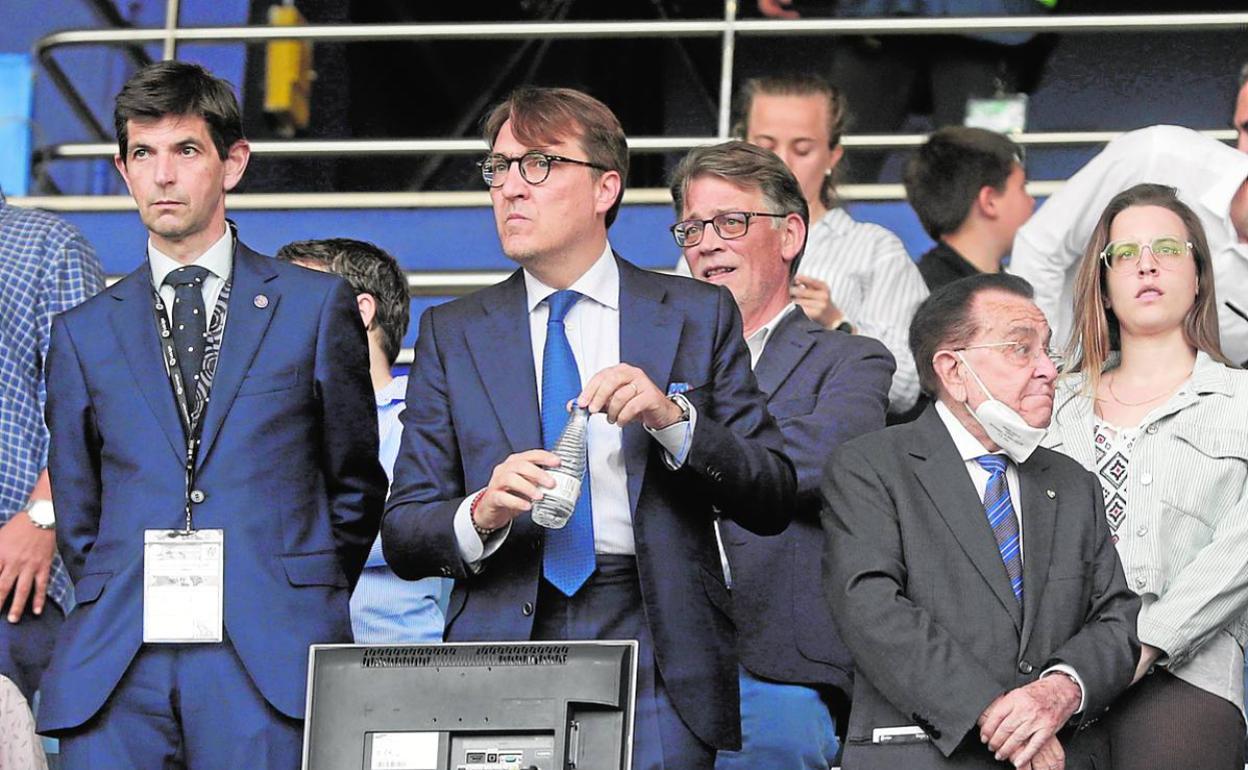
522, 602, 534, 616
189, 489, 206, 504
439, 566, 452, 577
929, 728, 941, 740
1018, 660, 1034, 674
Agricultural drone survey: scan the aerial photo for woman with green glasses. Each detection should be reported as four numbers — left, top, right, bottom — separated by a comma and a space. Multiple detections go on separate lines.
1044, 183, 1248, 769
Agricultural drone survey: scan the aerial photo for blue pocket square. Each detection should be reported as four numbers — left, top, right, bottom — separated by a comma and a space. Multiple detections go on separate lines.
667, 382, 691, 396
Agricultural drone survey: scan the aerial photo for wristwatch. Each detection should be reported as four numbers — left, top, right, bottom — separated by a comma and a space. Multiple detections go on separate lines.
668, 392, 692, 423
24, 499, 55, 530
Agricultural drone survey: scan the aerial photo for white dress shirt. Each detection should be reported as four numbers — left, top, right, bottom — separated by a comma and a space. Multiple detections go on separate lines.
454, 244, 694, 566
1011, 125, 1248, 364
935, 401, 1085, 711
147, 227, 233, 321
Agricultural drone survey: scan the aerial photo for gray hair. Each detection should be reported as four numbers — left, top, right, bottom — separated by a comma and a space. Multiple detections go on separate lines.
668, 141, 809, 276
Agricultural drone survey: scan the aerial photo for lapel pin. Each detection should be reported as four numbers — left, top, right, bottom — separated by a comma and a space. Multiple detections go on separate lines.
253, 294, 269, 309
1046, 489, 1056, 499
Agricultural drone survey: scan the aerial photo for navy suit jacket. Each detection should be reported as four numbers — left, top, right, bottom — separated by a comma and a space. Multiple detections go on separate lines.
721, 310, 893, 704
40, 243, 387, 732
382, 256, 796, 749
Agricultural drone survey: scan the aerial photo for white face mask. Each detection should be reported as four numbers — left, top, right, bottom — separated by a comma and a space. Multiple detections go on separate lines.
956, 353, 1046, 464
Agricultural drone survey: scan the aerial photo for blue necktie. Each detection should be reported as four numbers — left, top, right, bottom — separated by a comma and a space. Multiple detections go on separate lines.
540, 290, 596, 596
976, 454, 1023, 605
163, 265, 210, 419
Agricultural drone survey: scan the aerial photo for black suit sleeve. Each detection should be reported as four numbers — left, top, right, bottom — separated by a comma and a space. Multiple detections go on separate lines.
313, 279, 389, 587
680, 287, 796, 535
1043, 470, 1140, 720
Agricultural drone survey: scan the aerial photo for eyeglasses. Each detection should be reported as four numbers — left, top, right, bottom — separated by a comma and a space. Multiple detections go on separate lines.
669, 211, 787, 248
478, 151, 608, 188
954, 341, 1065, 370
1099, 235, 1193, 273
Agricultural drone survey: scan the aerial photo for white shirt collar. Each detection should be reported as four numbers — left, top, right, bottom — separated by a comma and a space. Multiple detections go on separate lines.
148, 227, 234, 290
523, 241, 619, 314
935, 399, 1000, 463
746, 302, 798, 366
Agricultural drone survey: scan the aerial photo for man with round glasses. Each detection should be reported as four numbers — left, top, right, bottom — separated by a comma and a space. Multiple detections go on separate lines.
383, 87, 796, 770
670, 139, 894, 770
1011, 125, 1248, 365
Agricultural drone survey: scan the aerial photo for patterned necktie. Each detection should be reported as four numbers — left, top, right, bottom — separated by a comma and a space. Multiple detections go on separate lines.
163, 265, 211, 419
975, 454, 1023, 605
540, 290, 596, 596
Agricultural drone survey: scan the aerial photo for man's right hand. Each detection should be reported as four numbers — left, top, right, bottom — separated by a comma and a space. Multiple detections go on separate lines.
471, 449, 561, 531
1022, 736, 1065, 770
0, 512, 55, 623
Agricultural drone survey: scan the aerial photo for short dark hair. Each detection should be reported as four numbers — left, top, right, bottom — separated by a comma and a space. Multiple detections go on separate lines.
114, 61, 244, 161
275, 238, 410, 365
903, 127, 1022, 240
735, 74, 848, 210
668, 141, 809, 277
482, 86, 629, 227
909, 273, 1035, 397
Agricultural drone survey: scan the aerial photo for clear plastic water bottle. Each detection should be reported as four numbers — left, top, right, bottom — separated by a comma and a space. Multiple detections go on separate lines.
531, 404, 589, 529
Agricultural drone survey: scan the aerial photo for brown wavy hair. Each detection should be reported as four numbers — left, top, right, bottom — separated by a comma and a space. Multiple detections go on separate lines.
1065, 183, 1230, 394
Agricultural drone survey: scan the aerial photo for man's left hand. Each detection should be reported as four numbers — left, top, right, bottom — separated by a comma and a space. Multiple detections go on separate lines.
579, 364, 682, 430
978, 675, 1081, 768
1132, 643, 1162, 684
0, 512, 55, 623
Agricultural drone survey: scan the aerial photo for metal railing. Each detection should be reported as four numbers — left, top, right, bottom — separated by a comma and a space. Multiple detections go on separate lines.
32, 9, 1248, 172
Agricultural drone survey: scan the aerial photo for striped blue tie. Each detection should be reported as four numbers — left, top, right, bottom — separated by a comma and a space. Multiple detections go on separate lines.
976, 455, 1023, 605
540, 290, 596, 596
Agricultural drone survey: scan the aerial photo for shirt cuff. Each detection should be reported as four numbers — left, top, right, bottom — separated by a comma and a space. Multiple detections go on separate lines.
646, 400, 697, 469
1041, 664, 1086, 714
452, 490, 510, 572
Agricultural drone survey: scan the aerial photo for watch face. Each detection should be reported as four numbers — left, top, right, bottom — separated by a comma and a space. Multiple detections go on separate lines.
27, 500, 54, 527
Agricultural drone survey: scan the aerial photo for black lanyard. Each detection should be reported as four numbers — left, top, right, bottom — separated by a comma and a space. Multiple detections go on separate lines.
151, 270, 232, 534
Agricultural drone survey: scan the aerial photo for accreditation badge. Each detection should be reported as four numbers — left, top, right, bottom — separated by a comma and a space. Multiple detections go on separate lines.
143, 529, 224, 643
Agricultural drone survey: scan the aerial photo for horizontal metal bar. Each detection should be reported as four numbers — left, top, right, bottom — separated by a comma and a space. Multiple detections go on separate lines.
11, 181, 1069, 215
34, 129, 1239, 164
34, 13, 1248, 56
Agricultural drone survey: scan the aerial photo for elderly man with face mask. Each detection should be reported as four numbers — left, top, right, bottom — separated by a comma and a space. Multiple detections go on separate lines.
820, 274, 1140, 770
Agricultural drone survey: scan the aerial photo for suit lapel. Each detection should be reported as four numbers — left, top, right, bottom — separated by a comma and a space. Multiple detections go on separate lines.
195, 245, 279, 468
754, 309, 815, 396
618, 258, 682, 513
108, 267, 186, 465
911, 409, 1023, 630
465, 271, 542, 454
1017, 454, 1057, 651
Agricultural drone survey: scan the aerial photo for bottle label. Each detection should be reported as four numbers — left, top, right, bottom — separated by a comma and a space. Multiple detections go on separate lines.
548, 471, 582, 503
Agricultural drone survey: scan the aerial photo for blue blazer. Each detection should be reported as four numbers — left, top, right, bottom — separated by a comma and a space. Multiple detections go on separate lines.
382, 256, 796, 749
721, 310, 893, 703
39, 243, 387, 732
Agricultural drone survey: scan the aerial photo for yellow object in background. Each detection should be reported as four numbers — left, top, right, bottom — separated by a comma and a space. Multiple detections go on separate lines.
265, 4, 313, 137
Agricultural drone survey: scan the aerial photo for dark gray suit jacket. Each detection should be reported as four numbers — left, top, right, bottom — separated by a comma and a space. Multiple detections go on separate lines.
821, 406, 1140, 769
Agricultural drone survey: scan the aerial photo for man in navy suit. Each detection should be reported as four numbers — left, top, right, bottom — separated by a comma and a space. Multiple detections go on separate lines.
382, 87, 796, 770
671, 140, 895, 769
39, 62, 387, 769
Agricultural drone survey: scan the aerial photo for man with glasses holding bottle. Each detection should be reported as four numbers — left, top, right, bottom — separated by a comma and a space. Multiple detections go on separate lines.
671, 140, 895, 770
382, 87, 796, 770
820, 273, 1140, 770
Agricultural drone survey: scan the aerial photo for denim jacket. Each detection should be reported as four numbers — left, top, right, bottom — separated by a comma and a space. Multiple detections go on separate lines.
1045, 352, 1248, 714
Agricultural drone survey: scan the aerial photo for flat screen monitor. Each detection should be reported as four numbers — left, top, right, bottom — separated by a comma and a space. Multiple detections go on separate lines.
302, 640, 637, 770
